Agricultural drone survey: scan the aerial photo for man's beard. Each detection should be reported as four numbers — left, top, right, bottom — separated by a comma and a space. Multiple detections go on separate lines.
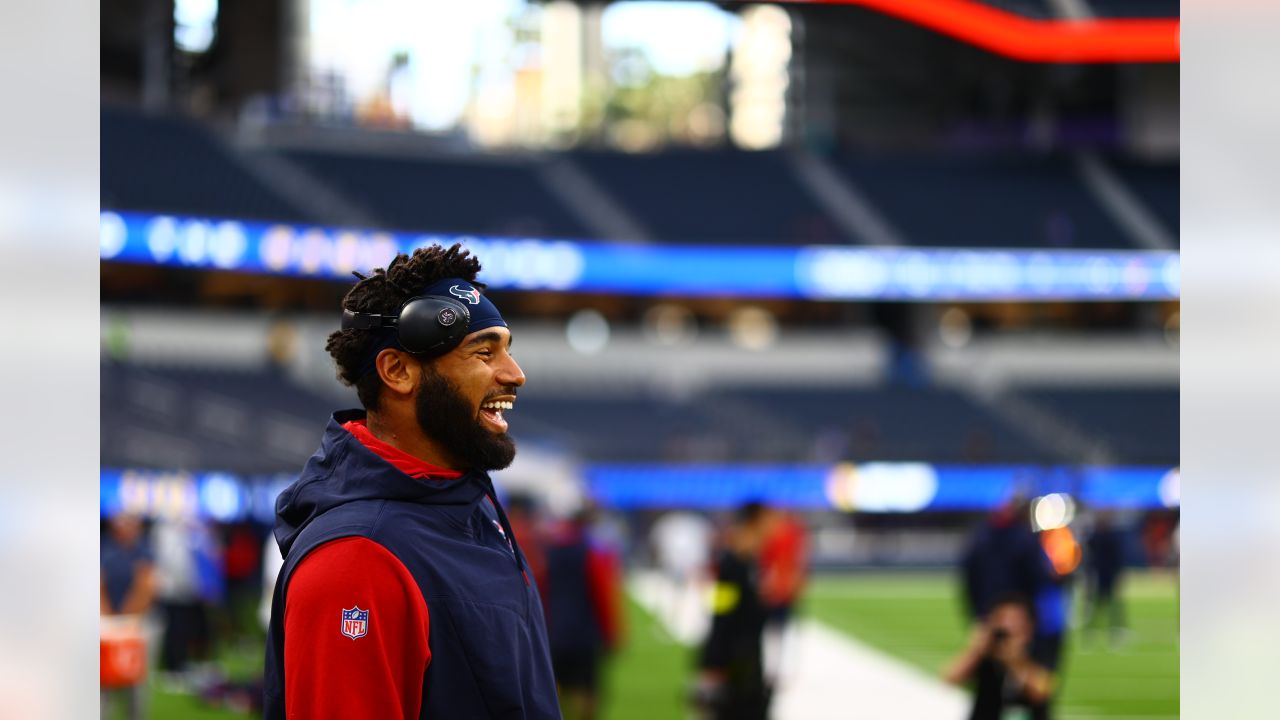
415, 366, 517, 471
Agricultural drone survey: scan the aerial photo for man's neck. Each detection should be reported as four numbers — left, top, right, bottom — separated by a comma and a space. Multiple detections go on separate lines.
365, 412, 462, 471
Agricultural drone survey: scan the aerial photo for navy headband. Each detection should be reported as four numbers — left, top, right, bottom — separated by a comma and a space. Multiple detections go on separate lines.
355, 278, 507, 378
419, 277, 507, 335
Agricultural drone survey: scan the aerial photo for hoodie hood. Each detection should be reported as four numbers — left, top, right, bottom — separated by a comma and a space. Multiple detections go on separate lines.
274, 409, 491, 557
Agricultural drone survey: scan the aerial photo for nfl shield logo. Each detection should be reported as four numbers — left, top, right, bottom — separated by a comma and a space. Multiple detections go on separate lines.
341, 607, 369, 640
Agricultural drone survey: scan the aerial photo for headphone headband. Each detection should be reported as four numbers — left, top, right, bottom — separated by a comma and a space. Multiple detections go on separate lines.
341, 309, 398, 332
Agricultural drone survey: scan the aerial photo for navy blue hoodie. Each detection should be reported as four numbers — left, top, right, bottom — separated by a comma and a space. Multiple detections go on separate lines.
263, 410, 560, 719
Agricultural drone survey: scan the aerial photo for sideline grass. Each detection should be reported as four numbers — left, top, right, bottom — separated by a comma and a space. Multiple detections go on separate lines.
135, 638, 264, 720
803, 571, 1179, 718
600, 595, 697, 720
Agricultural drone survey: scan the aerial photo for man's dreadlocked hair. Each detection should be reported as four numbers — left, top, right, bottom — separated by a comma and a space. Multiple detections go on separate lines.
326, 243, 485, 410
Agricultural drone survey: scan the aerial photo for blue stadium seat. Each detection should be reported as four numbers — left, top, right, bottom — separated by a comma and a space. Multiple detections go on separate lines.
969, 1, 1055, 19
101, 362, 343, 473
1020, 386, 1178, 464
1085, 0, 1180, 18
834, 152, 1133, 249
104, 357, 1176, 469
283, 150, 592, 238
1108, 157, 1179, 245
572, 150, 853, 245
720, 386, 1046, 463
970, 0, 1178, 19
101, 106, 306, 222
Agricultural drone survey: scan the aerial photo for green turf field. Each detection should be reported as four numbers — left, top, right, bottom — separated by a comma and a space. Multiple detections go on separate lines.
802, 571, 1180, 719
600, 595, 697, 720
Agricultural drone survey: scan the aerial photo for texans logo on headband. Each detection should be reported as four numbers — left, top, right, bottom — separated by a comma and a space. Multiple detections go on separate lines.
450, 285, 481, 305
345, 277, 508, 379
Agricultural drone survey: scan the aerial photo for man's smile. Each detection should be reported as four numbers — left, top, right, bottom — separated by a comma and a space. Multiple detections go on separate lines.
479, 396, 515, 433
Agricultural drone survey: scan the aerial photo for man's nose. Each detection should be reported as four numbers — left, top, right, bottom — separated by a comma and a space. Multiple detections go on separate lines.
498, 355, 526, 388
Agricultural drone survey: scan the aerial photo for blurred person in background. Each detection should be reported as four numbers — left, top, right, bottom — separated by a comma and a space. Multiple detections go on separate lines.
543, 505, 624, 720
101, 513, 157, 620
151, 514, 221, 690
100, 513, 157, 720
1141, 511, 1177, 568
1033, 524, 1075, 696
650, 509, 713, 641
1083, 512, 1129, 647
759, 508, 808, 689
958, 492, 1064, 718
693, 501, 774, 720
220, 521, 263, 641
263, 246, 559, 719
944, 594, 1055, 720
960, 493, 1052, 622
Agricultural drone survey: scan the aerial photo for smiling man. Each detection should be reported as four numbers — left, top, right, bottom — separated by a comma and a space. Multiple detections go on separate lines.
263, 245, 559, 719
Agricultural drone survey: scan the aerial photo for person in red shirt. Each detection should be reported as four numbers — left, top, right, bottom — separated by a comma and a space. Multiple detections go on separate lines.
759, 508, 808, 689
542, 507, 625, 720
760, 509, 808, 616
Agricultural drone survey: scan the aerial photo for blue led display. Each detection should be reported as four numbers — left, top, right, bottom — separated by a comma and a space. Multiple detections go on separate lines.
100, 210, 1179, 301
99, 462, 1177, 520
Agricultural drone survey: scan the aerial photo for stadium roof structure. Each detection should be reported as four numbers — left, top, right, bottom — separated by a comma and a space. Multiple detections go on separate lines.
749, 0, 1179, 62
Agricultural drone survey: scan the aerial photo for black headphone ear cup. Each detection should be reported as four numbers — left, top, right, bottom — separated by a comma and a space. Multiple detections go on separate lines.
397, 296, 471, 356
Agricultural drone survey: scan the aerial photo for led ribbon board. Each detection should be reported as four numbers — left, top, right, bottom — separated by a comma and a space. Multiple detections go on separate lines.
100, 211, 1179, 301
789, 0, 1179, 63
100, 464, 1177, 520
581, 463, 1180, 511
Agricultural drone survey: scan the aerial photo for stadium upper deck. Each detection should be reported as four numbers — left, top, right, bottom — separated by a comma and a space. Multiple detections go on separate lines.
100, 106, 1176, 250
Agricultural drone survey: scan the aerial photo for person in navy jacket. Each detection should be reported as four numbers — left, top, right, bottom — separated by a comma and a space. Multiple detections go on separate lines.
951, 493, 1062, 719
263, 245, 560, 719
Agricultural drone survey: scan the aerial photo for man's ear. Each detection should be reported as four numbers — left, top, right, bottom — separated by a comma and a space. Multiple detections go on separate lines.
375, 349, 420, 398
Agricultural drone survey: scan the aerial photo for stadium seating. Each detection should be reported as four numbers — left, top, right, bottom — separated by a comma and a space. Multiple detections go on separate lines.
282, 150, 593, 238
718, 385, 1046, 463
571, 149, 854, 245
834, 152, 1134, 249
971, 0, 1054, 19
100, 108, 1176, 252
971, 0, 1179, 19
1086, 0, 1181, 18
105, 357, 1178, 469
103, 358, 1061, 470
100, 106, 306, 222
1018, 386, 1179, 464
445, 385, 1049, 464
1108, 156, 1179, 243
510, 395, 718, 462
101, 361, 342, 474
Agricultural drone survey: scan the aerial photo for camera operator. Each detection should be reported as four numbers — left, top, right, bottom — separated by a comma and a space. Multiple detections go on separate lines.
944, 595, 1055, 720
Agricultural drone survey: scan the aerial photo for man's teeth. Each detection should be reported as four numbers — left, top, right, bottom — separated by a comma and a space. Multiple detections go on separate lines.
481, 401, 513, 411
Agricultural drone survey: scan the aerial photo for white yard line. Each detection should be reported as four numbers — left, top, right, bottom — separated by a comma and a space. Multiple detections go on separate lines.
629, 570, 970, 719
770, 619, 970, 720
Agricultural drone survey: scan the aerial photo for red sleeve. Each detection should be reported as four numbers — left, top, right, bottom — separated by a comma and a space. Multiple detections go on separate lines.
585, 546, 623, 650
285, 537, 431, 720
